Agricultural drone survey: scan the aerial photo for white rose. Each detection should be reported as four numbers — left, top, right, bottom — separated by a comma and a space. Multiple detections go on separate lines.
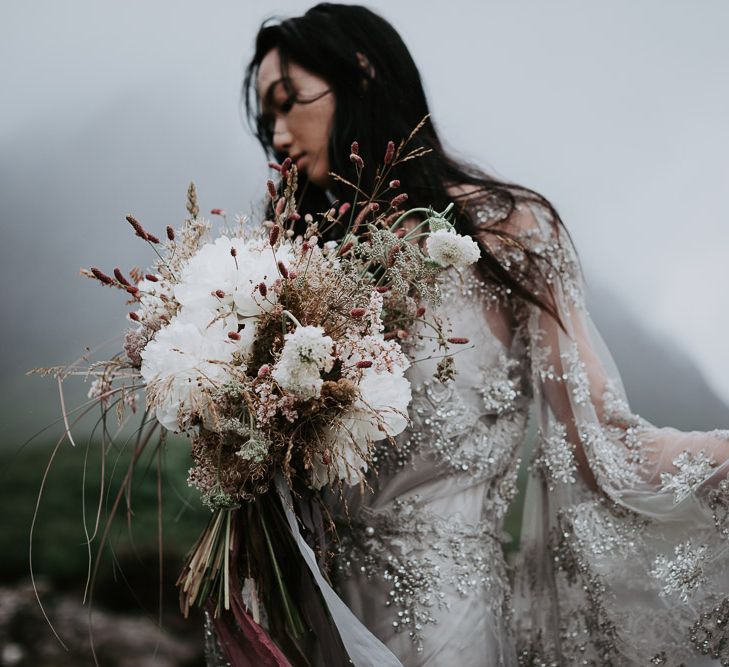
174, 236, 294, 318
140, 308, 239, 431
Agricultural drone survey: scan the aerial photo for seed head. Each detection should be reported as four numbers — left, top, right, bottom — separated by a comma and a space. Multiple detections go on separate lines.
166, 226, 175, 240
390, 193, 408, 208
266, 179, 277, 199
447, 337, 470, 345
126, 215, 147, 239
114, 268, 131, 286
338, 202, 351, 217
383, 140, 395, 165
90, 267, 114, 285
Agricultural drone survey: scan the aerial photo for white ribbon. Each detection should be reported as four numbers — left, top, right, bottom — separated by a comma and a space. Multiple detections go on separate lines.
274, 475, 402, 667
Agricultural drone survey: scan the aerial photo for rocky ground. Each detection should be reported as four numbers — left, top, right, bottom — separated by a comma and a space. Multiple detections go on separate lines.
0, 581, 205, 667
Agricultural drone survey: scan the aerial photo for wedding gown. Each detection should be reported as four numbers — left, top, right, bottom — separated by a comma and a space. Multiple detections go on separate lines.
206, 195, 729, 666
329, 196, 729, 666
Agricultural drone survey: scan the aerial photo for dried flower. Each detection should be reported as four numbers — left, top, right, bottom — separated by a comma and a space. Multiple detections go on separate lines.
258, 282, 268, 297
214, 289, 225, 299
266, 179, 277, 199
166, 225, 175, 241
210, 208, 226, 216
269, 225, 281, 246
355, 360, 373, 368
389, 179, 400, 189
257, 364, 271, 378
113, 268, 131, 286
349, 308, 366, 318
390, 193, 408, 208
126, 215, 147, 239
277, 261, 289, 278
228, 331, 241, 341
338, 202, 351, 217
384, 140, 395, 165
91, 267, 114, 285
350, 153, 364, 169
447, 337, 470, 344
350, 141, 359, 155
352, 202, 379, 233
145, 273, 159, 282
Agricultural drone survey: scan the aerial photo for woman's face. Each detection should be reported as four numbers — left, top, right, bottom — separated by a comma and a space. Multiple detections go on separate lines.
257, 49, 335, 188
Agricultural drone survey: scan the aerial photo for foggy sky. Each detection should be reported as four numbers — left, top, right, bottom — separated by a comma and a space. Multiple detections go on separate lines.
2, 0, 728, 439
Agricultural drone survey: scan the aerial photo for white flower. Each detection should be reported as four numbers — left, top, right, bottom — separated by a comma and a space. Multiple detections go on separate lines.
425, 229, 480, 269
174, 236, 293, 319
312, 366, 411, 488
140, 308, 238, 431
272, 325, 334, 399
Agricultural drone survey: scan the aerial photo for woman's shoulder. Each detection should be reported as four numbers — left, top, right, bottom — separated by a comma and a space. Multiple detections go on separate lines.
447, 181, 585, 310
447, 182, 570, 252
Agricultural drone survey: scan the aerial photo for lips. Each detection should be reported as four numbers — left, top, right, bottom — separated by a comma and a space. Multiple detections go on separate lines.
290, 153, 305, 169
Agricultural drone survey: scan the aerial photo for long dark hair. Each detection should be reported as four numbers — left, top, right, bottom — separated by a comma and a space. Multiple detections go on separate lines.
243, 3, 575, 328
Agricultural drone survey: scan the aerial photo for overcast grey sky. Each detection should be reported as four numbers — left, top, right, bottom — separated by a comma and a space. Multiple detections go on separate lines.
2, 0, 728, 432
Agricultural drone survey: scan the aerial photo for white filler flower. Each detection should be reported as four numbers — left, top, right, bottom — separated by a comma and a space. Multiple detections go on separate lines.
425, 229, 480, 269
140, 309, 237, 431
272, 325, 334, 399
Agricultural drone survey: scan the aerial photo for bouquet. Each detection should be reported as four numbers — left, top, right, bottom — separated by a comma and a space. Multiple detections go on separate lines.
34, 128, 481, 665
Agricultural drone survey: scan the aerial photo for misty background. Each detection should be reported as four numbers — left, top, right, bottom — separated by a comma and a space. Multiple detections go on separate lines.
1, 1, 728, 663
2, 0, 729, 444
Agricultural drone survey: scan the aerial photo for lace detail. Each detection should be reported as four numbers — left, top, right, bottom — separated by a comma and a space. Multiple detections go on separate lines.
689, 596, 729, 664
661, 450, 718, 504
531, 422, 577, 489
378, 370, 528, 486
650, 540, 709, 603
335, 496, 511, 653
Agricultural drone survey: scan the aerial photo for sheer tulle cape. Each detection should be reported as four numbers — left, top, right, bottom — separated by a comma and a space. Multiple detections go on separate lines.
504, 200, 729, 666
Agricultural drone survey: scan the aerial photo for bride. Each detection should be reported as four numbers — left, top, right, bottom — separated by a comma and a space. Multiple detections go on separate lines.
210, 3, 729, 665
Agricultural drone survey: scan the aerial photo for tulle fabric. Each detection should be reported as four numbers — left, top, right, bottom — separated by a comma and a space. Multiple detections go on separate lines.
504, 200, 729, 665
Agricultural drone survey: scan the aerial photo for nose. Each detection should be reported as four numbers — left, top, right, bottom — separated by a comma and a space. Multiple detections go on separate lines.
271, 116, 293, 155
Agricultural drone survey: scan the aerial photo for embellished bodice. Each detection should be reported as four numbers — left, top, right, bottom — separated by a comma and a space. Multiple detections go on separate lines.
331, 267, 531, 654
